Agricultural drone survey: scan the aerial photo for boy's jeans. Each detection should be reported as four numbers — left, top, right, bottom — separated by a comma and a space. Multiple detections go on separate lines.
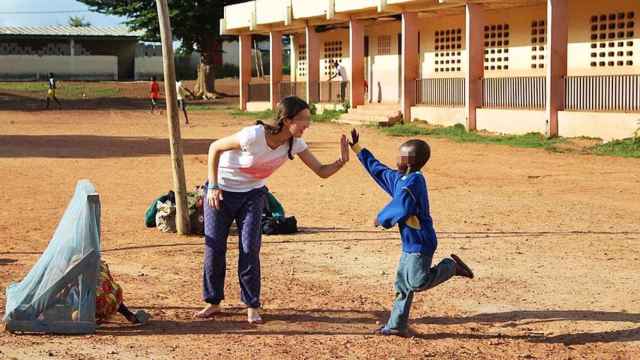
385, 252, 456, 331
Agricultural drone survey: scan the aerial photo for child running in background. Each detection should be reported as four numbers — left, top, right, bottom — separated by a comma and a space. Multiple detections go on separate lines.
45, 72, 62, 109
348, 129, 474, 337
176, 80, 194, 126
150, 76, 161, 114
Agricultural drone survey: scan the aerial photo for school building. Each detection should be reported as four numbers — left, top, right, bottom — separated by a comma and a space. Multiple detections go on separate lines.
220, 0, 640, 141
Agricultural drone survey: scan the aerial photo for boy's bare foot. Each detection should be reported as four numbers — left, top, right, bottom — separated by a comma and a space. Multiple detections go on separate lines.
194, 304, 221, 319
451, 254, 474, 279
247, 307, 263, 324
373, 326, 409, 337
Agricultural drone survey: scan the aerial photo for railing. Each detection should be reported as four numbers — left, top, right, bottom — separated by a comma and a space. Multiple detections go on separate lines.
416, 78, 465, 107
317, 80, 350, 103
279, 81, 306, 100
248, 82, 270, 102
482, 76, 546, 109
565, 75, 640, 112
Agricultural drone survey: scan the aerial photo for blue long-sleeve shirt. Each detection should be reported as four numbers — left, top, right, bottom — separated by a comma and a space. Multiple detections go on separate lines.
357, 147, 437, 255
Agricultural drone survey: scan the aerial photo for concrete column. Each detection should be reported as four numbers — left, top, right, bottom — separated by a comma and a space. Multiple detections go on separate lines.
401, 12, 419, 122
464, 3, 485, 131
546, 0, 568, 137
305, 24, 320, 103
350, 19, 365, 108
239, 34, 252, 111
290, 34, 297, 83
70, 38, 75, 56
270, 31, 283, 110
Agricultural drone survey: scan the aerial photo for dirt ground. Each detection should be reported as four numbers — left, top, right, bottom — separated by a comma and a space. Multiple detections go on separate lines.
0, 81, 639, 359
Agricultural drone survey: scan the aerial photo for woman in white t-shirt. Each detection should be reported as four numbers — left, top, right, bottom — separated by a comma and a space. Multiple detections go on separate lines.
195, 96, 349, 323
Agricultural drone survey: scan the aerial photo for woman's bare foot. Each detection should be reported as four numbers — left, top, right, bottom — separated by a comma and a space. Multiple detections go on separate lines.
247, 307, 263, 324
194, 304, 221, 319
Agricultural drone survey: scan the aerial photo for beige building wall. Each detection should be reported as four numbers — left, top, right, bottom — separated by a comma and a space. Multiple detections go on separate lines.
256, 0, 287, 24
411, 106, 466, 127
334, 0, 376, 13
481, 5, 547, 77
567, 0, 640, 75
0, 55, 117, 80
417, 14, 466, 79
225, 1, 255, 30
559, 111, 639, 141
366, 21, 401, 103
476, 109, 547, 134
291, 0, 325, 19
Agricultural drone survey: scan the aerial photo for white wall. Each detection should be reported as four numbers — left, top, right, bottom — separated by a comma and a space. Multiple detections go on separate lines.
0, 55, 117, 80
476, 109, 548, 135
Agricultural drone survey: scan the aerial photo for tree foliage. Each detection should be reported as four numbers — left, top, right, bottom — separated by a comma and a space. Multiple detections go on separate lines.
68, 16, 91, 27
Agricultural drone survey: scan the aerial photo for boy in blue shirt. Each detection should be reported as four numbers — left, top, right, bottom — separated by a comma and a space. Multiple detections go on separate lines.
349, 129, 474, 337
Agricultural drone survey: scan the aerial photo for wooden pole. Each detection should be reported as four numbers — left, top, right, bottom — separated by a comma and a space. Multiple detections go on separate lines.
155, 0, 190, 234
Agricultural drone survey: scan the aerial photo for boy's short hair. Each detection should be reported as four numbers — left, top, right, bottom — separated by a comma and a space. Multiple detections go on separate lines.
401, 139, 431, 170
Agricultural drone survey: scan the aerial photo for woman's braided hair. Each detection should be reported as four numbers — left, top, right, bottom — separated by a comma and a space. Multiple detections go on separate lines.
256, 96, 310, 160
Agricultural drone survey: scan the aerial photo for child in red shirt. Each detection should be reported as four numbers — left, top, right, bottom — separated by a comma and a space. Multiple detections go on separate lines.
150, 76, 160, 114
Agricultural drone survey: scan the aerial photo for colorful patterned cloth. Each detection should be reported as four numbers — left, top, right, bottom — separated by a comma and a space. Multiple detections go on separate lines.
95, 261, 123, 322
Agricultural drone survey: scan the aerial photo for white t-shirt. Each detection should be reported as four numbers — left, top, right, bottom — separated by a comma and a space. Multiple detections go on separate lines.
176, 81, 184, 100
336, 64, 348, 81
218, 125, 308, 192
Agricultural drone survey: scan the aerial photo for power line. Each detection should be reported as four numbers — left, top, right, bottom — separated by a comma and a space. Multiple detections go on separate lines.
0, 10, 93, 15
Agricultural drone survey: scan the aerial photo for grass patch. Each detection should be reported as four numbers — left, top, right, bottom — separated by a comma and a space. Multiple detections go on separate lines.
229, 109, 274, 120
0, 82, 120, 98
381, 123, 565, 150
590, 138, 640, 158
227, 108, 346, 123
312, 109, 345, 123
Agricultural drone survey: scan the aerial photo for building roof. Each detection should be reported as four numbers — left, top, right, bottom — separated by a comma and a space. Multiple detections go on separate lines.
0, 25, 143, 38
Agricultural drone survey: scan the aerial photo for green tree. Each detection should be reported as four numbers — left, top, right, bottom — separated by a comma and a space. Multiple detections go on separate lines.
68, 16, 91, 27
78, 0, 245, 98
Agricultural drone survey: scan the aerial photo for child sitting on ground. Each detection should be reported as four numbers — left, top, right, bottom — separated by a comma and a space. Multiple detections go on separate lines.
95, 260, 149, 325
348, 129, 474, 337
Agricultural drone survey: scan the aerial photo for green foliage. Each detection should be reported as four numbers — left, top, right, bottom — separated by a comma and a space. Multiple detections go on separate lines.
342, 100, 350, 112
0, 82, 119, 98
381, 123, 565, 150
68, 16, 91, 27
308, 103, 317, 115
591, 138, 640, 158
312, 109, 344, 123
229, 108, 275, 120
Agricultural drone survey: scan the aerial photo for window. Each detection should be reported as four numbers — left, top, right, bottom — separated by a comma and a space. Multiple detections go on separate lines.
434, 28, 463, 72
484, 23, 510, 71
377, 35, 392, 55
297, 43, 306, 78
530, 20, 546, 69
323, 40, 343, 76
589, 11, 635, 67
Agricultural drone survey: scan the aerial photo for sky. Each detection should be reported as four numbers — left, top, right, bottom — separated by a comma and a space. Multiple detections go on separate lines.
0, 0, 129, 27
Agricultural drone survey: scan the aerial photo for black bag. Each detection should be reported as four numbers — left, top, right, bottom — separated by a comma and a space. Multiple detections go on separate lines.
261, 216, 298, 235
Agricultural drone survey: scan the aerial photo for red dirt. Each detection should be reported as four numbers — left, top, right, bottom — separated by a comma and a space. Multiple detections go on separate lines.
0, 81, 639, 359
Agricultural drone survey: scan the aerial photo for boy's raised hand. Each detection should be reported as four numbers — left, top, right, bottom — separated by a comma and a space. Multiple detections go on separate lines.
349, 128, 359, 148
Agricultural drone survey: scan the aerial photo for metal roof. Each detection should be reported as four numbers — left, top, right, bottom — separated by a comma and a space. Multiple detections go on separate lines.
0, 25, 143, 38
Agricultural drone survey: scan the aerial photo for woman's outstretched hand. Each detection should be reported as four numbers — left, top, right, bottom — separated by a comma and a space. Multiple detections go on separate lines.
339, 134, 349, 163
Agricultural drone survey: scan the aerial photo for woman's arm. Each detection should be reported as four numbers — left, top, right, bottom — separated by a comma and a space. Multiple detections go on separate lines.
297, 135, 349, 178
207, 133, 242, 208
207, 133, 242, 184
